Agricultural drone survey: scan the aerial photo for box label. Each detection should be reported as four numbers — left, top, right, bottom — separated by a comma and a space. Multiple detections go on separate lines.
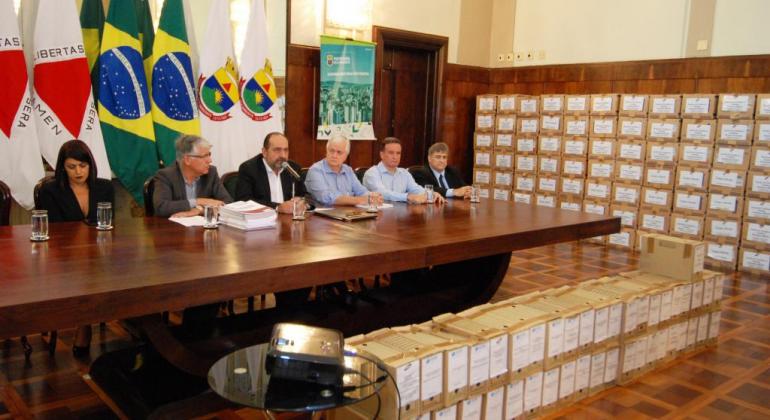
621, 120, 643, 136
758, 123, 770, 141
474, 170, 491, 184
540, 136, 560, 152
682, 145, 710, 163
676, 193, 701, 210
421, 353, 443, 400
679, 170, 705, 188
619, 143, 643, 160
496, 154, 513, 168
470, 341, 491, 385
684, 97, 711, 114
493, 188, 510, 201
720, 124, 750, 141
642, 214, 666, 231
674, 217, 701, 236
476, 133, 493, 147
623, 95, 646, 112
495, 172, 513, 186
721, 95, 750, 112
575, 355, 591, 391
609, 231, 631, 246
547, 318, 564, 358
562, 178, 583, 194
513, 192, 531, 204
479, 188, 490, 199
516, 176, 534, 191
517, 155, 535, 171
708, 243, 735, 262
479, 97, 495, 111
490, 335, 508, 378
529, 324, 546, 365
592, 140, 614, 156
715, 147, 746, 165
613, 209, 635, 226
589, 352, 607, 389
485, 387, 504, 419
712, 170, 741, 188
648, 294, 661, 326
587, 182, 610, 198
396, 361, 420, 406
475, 152, 491, 166
652, 97, 676, 114
541, 116, 560, 130
579, 309, 595, 346
752, 175, 770, 193
435, 405, 457, 419
559, 360, 576, 399
517, 138, 536, 153
604, 347, 620, 383
711, 220, 739, 238
756, 150, 770, 168
593, 118, 614, 134
495, 133, 513, 147
566, 120, 587, 135
743, 251, 770, 270
594, 307, 609, 343
524, 372, 543, 412
650, 122, 676, 138
708, 312, 721, 339
477, 114, 493, 128
564, 160, 585, 175
618, 164, 642, 181
685, 123, 712, 140
463, 396, 483, 419
540, 158, 558, 173
647, 168, 671, 185
499, 96, 516, 111
511, 330, 530, 371
505, 380, 524, 419
584, 203, 606, 215
747, 223, 770, 244
747, 200, 770, 219
592, 96, 613, 112
521, 119, 538, 133
539, 177, 557, 192
759, 98, 770, 116
709, 194, 737, 212
644, 189, 669, 206
521, 99, 538, 113
498, 117, 515, 131
542, 97, 562, 111
561, 201, 581, 211
564, 139, 586, 154
650, 145, 676, 162
615, 186, 638, 203
567, 97, 587, 111
591, 163, 613, 178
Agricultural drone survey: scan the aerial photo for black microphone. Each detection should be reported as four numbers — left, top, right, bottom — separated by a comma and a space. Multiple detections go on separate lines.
281, 161, 301, 180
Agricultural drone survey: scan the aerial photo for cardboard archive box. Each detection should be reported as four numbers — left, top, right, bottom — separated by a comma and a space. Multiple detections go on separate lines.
741, 220, 770, 251
615, 161, 644, 185
536, 192, 558, 208
560, 176, 585, 197
608, 228, 637, 250
739, 248, 770, 274
492, 188, 511, 201
538, 135, 562, 155
565, 95, 589, 115
676, 166, 710, 192
704, 216, 742, 244
585, 179, 612, 202
589, 116, 617, 138
559, 194, 582, 212
616, 139, 646, 162
493, 151, 514, 171
513, 192, 533, 205
476, 94, 497, 113
515, 136, 537, 154
514, 173, 535, 193
612, 183, 641, 207
670, 213, 705, 240
515, 154, 536, 174
744, 197, 770, 222
646, 142, 678, 165
644, 165, 675, 189
540, 115, 563, 135
611, 204, 639, 229
647, 118, 681, 142
537, 175, 559, 194
589, 138, 616, 160
562, 137, 588, 156
717, 94, 755, 119
541, 95, 564, 114
641, 186, 673, 210
681, 94, 717, 119
755, 94, 770, 120
475, 113, 495, 132
497, 94, 518, 114
492, 170, 513, 188
716, 119, 754, 144
474, 132, 494, 149
681, 119, 716, 142
639, 208, 671, 234
617, 117, 647, 140
705, 241, 739, 270
679, 141, 714, 167
648, 95, 681, 118
639, 234, 705, 282
713, 144, 751, 171
517, 117, 540, 136
473, 168, 492, 186
496, 114, 516, 133
474, 149, 492, 168
751, 146, 770, 172
562, 157, 587, 178
538, 155, 561, 176
494, 132, 514, 150
619, 94, 648, 116
747, 171, 770, 197
590, 94, 619, 115
517, 96, 540, 116
706, 192, 744, 218
709, 168, 746, 195
564, 116, 589, 137
588, 159, 615, 180
673, 190, 707, 215
755, 120, 770, 145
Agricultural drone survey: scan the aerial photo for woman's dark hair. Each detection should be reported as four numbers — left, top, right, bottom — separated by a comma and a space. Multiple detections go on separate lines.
54, 140, 98, 190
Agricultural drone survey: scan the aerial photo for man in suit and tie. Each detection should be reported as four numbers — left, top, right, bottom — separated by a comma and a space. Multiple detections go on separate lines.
413, 142, 471, 199
235, 132, 307, 213
153, 134, 232, 218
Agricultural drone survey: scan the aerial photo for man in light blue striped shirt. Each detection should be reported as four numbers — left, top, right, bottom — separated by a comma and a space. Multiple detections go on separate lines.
363, 137, 444, 204
305, 135, 383, 207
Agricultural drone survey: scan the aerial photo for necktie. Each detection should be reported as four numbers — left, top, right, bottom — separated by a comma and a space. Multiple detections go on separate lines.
439, 174, 447, 189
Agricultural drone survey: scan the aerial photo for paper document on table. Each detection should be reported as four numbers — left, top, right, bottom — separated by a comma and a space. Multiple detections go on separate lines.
169, 216, 207, 227
355, 203, 394, 210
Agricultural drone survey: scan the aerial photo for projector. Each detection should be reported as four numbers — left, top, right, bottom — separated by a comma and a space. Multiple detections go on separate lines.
265, 323, 345, 387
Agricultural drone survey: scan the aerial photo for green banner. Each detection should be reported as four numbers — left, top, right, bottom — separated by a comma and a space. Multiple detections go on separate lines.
317, 35, 375, 140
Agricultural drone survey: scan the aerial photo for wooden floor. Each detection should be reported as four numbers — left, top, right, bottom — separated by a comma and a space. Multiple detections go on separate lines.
0, 242, 768, 419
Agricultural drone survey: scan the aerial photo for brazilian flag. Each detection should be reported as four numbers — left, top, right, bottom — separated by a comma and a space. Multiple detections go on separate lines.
150, 0, 200, 166
79, 0, 104, 99
98, 0, 158, 206
134, 0, 155, 79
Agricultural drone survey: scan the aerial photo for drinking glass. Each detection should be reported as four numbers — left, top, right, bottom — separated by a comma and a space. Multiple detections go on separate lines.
30, 210, 49, 241
424, 184, 434, 202
367, 193, 379, 213
470, 184, 481, 203
203, 205, 219, 229
96, 202, 113, 230
292, 198, 307, 220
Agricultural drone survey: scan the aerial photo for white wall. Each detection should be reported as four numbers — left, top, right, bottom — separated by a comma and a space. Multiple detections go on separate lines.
511, 0, 688, 66
290, 0, 462, 63
711, 0, 770, 57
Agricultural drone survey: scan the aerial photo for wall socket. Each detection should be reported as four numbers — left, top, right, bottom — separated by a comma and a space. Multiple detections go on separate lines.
497, 53, 504, 62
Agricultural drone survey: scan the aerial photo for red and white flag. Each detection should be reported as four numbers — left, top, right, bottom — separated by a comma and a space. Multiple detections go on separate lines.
0, 0, 44, 210
32, 0, 111, 178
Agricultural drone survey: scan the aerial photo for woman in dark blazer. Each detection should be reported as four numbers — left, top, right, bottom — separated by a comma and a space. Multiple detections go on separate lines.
36, 140, 114, 356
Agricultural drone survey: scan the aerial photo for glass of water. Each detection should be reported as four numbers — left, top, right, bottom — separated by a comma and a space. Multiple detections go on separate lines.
470, 184, 481, 203
366, 193, 379, 213
203, 205, 219, 229
292, 198, 307, 220
30, 210, 49, 241
424, 184, 434, 202
96, 202, 113, 230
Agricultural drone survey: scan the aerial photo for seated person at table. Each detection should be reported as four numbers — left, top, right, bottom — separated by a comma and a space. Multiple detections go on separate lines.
235, 132, 307, 213
412, 142, 471, 199
305, 134, 383, 207
363, 137, 443, 204
153, 134, 232, 218
236, 132, 310, 307
37, 139, 115, 357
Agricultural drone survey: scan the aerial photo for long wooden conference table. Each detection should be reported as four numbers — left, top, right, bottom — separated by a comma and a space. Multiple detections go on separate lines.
0, 200, 619, 340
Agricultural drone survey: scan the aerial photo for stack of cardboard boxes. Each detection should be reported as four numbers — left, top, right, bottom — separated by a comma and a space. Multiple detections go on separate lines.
333, 235, 724, 420
471, 93, 770, 274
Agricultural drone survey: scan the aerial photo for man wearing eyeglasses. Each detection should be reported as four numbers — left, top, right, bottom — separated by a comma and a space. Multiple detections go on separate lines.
153, 134, 232, 218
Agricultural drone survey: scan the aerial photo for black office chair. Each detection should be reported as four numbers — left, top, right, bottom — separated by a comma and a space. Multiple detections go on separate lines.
221, 171, 238, 199
26, 176, 59, 359
354, 167, 368, 183
299, 167, 310, 184
143, 177, 156, 216
408, 165, 427, 179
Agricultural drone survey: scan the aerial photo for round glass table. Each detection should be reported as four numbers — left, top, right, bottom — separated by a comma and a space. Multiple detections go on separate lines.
207, 343, 387, 413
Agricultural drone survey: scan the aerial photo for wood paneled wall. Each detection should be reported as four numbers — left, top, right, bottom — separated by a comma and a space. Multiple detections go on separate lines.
286, 46, 770, 178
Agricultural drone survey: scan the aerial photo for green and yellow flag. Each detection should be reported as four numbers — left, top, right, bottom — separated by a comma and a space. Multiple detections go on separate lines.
150, 0, 200, 165
79, 0, 104, 98
134, 0, 155, 79
98, 0, 158, 205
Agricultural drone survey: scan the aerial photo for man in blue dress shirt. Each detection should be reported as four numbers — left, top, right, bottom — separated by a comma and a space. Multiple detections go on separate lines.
305, 134, 383, 206
363, 137, 443, 204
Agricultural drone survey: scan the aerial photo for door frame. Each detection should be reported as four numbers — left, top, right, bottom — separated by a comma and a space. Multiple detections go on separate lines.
372, 26, 448, 164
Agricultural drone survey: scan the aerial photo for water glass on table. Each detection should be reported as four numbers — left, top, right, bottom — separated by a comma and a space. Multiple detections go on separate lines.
424, 184, 434, 202
96, 202, 113, 230
292, 198, 307, 220
30, 210, 49, 241
203, 205, 219, 229
366, 193, 379, 213
470, 184, 481, 203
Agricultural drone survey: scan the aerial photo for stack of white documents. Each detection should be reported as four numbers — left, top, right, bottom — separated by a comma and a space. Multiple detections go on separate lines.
219, 201, 277, 230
